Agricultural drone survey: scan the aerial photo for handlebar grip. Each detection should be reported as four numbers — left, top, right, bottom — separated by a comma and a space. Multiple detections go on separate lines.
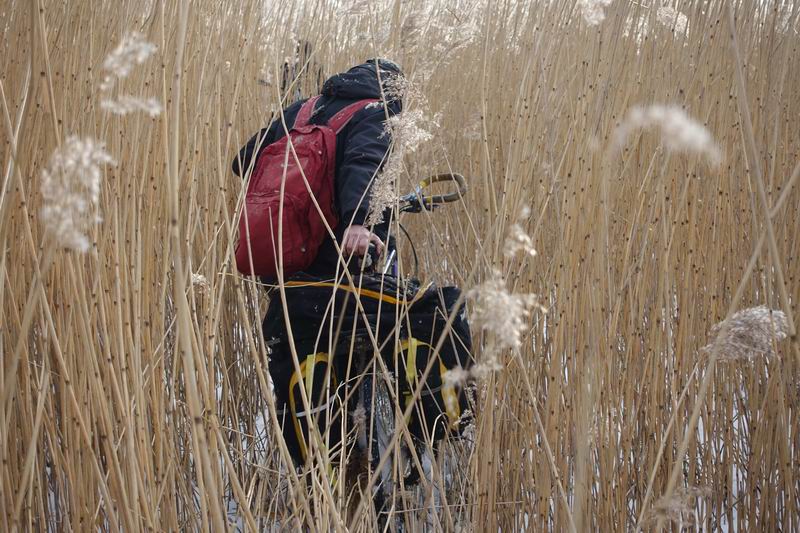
419, 173, 467, 205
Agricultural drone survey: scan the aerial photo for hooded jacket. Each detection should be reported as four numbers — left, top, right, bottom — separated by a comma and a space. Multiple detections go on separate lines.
232, 60, 402, 275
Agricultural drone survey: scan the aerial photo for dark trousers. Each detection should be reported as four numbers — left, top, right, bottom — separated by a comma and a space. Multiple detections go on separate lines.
263, 277, 474, 467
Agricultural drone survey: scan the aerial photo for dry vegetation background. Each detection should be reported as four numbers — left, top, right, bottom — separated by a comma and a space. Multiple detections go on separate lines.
1, 0, 799, 530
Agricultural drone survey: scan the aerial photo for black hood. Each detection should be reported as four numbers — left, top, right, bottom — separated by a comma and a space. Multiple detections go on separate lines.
321, 59, 403, 106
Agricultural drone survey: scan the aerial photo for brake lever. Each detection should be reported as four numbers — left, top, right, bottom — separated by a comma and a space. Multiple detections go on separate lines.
399, 190, 423, 213
400, 186, 437, 213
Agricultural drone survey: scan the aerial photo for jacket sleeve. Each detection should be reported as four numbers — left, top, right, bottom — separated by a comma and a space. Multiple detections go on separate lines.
336, 104, 399, 226
231, 126, 271, 177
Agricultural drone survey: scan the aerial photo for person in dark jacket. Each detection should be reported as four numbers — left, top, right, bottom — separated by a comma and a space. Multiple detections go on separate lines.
232, 58, 403, 276
232, 59, 404, 467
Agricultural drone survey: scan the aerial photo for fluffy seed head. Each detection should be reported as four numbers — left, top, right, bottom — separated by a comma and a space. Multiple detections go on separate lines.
100, 96, 162, 117
657, 7, 690, 37
504, 225, 537, 258
612, 104, 722, 165
469, 271, 544, 353
384, 110, 434, 154
100, 32, 157, 90
578, 0, 614, 26
504, 206, 537, 258
383, 74, 422, 107
40, 136, 116, 252
648, 486, 711, 528
367, 107, 434, 226
191, 273, 209, 289
470, 356, 504, 379
365, 158, 399, 226
703, 306, 790, 361
442, 366, 470, 388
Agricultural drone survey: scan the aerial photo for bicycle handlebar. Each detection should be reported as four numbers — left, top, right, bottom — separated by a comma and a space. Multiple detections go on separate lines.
399, 173, 467, 213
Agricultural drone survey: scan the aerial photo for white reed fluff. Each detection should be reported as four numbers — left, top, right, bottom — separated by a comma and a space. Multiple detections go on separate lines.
367, 108, 433, 226
101, 95, 162, 117
191, 273, 209, 288
613, 104, 722, 164
504, 206, 537, 258
102, 32, 157, 82
384, 110, 433, 154
656, 7, 690, 36
40, 137, 115, 252
703, 306, 790, 361
100, 32, 161, 117
469, 272, 541, 353
578, 0, 614, 26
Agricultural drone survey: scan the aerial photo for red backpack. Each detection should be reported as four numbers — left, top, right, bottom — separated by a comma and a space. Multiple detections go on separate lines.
235, 96, 378, 278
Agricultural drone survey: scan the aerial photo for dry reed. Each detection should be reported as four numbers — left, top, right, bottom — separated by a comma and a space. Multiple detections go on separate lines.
1, 0, 798, 530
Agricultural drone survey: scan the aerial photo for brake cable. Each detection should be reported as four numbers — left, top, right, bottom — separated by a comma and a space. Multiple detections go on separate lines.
398, 222, 419, 279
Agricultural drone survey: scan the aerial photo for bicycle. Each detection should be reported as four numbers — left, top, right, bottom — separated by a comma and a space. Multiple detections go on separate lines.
349, 173, 471, 526
264, 173, 472, 529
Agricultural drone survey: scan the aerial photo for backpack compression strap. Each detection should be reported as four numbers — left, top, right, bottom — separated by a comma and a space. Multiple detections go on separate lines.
327, 98, 380, 133
293, 95, 321, 128
293, 96, 380, 132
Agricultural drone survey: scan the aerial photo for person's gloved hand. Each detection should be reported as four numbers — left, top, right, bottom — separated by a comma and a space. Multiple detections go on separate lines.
342, 225, 383, 258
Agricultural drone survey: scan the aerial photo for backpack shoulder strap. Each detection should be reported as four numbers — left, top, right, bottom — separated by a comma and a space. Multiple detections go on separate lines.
293, 96, 320, 128
327, 99, 381, 134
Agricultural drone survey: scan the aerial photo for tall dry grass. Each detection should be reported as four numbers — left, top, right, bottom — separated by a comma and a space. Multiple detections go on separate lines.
1, 0, 799, 530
